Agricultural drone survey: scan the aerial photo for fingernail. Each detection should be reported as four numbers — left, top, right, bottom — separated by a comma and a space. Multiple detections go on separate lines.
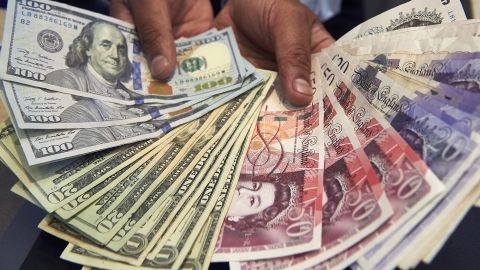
151, 56, 169, 78
293, 78, 314, 96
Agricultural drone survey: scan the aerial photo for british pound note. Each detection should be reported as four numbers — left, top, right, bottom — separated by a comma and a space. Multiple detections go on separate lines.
341, 20, 480, 55
372, 51, 480, 94
213, 84, 324, 261
231, 66, 393, 270
323, 46, 480, 269
299, 53, 444, 270
338, 0, 466, 42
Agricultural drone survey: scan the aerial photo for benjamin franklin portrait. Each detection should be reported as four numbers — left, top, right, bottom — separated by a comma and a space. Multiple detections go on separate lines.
45, 21, 133, 100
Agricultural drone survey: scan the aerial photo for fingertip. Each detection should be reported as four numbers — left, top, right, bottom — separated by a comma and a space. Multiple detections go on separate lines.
311, 23, 335, 52
127, 0, 175, 80
151, 55, 175, 80
284, 78, 314, 106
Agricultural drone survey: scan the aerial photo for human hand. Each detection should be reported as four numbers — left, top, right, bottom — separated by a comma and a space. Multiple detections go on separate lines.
110, 0, 214, 80
214, 0, 335, 106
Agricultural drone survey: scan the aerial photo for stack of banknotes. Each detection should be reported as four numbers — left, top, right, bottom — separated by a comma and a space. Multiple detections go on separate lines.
224, 0, 479, 270
0, 0, 271, 166
0, 0, 480, 269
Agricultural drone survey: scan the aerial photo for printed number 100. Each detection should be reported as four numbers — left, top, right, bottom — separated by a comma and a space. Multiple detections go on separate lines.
12, 67, 46, 81
36, 143, 74, 157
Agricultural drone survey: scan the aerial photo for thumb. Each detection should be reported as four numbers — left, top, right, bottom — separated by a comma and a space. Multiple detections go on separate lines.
271, 4, 332, 106
128, 0, 176, 80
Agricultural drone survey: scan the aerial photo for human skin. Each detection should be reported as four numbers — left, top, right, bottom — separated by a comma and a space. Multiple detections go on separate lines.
110, 0, 334, 106
214, 0, 335, 106
110, 0, 214, 79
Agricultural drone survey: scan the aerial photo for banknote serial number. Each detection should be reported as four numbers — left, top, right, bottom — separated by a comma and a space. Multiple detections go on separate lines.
18, 1, 79, 30
18, 14, 78, 30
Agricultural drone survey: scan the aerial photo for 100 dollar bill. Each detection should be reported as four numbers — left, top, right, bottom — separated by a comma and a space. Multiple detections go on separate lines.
3, 71, 261, 130
0, 0, 246, 105
8, 73, 263, 165
2, 81, 199, 129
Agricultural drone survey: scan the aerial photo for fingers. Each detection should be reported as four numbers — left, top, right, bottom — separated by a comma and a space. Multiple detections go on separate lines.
311, 21, 335, 52
110, 0, 134, 24
128, 0, 176, 80
270, 2, 334, 106
270, 3, 314, 106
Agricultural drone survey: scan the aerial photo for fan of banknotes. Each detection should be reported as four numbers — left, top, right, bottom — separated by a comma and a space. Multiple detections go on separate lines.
1, 0, 480, 269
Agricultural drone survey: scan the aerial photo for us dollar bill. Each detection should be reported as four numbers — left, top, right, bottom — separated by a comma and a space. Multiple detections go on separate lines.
10, 72, 262, 165
0, 122, 30, 180
0, 120, 129, 211
0, 96, 8, 122
143, 103, 260, 262
41, 96, 253, 265
56, 81, 270, 270
2, 70, 262, 130
338, 0, 466, 42
0, 0, 247, 105
1, 133, 44, 208
149, 109, 258, 270
104, 74, 273, 254
2, 80, 197, 129
39, 214, 141, 266
1, 119, 182, 213
180, 135, 252, 270
10, 181, 41, 207
12, 115, 171, 166
61, 244, 132, 270
52, 121, 200, 220
115, 137, 227, 265
61, 113, 217, 245
36, 76, 271, 267
109, 73, 274, 265
147, 148, 239, 269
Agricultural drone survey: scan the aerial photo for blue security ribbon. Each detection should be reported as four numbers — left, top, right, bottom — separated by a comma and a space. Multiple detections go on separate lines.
148, 108, 161, 118
160, 122, 172, 133
134, 97, 145, 105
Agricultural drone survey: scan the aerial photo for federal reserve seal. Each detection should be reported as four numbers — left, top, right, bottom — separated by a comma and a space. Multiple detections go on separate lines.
37, 29, 63, 53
